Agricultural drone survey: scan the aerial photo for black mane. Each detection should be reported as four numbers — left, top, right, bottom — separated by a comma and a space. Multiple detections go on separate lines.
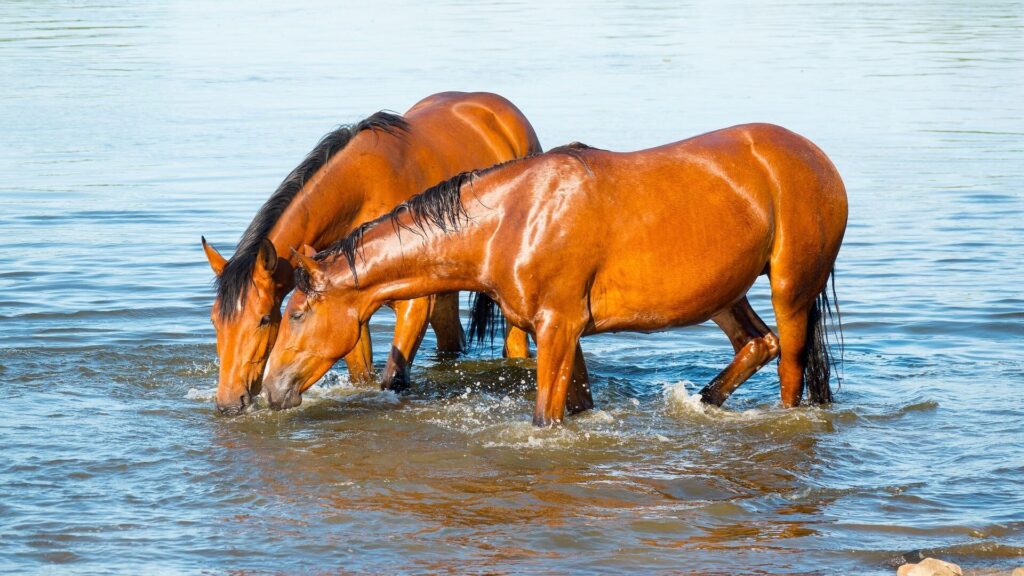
300, 142, 597, 292
215, 111, 409, 318
304, 169, 477, 291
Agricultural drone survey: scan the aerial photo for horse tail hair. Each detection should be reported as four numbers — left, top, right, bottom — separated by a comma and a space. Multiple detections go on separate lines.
467, 293, 506, 348
804, 268, 844, 404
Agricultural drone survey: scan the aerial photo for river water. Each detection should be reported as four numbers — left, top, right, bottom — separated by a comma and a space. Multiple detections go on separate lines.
1, 2, 1022, 574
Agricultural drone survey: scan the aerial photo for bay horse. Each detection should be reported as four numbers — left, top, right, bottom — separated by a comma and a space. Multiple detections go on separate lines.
261, 123, 847, 426
201, 92, 590, 415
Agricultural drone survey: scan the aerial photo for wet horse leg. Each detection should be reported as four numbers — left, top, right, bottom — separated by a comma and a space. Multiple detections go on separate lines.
503, 326, 531, 359
343, 321, 376, 384
770, 261, 835, 407
506, 322, 591, 414
533, 320, 584, 427
429, 292, 465, 353
699, 297, 780, 406
381, 297, 434, 392
566, 341, 594, 414
507, 324, 592, 415
773, 304, 810, 407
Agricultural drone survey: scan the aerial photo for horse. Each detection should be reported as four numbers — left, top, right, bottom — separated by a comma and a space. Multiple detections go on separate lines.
200, 92, 595, 416
261, 123, 848, 426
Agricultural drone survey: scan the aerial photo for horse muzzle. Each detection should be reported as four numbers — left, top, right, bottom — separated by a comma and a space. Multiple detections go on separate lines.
216, 385, 255, 416
264, 376, 303, 411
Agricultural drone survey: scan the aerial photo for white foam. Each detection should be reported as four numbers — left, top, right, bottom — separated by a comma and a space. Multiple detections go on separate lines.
662, 380, 713, 415
302, 370, 357, 397
481, 421, 586, 449
288, 372, 401, 412
423, 391, 519, 432
661, 380, 830, 426
662, 380, 768, 421
185, 370, 376, 410
185, 387, 217, 401
577, 409, 616, 425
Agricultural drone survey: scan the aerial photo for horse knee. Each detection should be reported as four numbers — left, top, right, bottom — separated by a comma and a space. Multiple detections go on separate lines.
763, 333, 780, 361
742, 334, 778, 367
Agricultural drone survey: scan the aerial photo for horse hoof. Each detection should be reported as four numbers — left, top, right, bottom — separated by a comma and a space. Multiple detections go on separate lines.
699, 387, 726, 406
531, 414, 562, 428
382, 373, 410, 393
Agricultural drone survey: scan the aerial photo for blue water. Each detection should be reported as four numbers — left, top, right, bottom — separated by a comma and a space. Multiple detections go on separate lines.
1, 2, 1022, 574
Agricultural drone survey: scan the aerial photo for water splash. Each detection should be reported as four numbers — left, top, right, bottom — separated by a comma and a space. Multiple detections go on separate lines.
184, 387, 217, 401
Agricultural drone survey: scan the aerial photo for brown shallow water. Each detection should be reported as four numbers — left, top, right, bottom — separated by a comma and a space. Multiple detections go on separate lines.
1, 2, 1023, 574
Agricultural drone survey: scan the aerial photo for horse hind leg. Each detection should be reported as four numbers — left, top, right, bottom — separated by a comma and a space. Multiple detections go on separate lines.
699, 297, 780, 406
771, 274, 837, 407
503, 326, 531, 359
343, 321, 377, 385
428, 292, 466, 353
768, 246, 839, 407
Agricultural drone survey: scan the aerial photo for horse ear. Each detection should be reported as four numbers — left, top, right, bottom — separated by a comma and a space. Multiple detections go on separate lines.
291, 245, 325, 290
256, 238, 278, 275
201, 236, 227, 276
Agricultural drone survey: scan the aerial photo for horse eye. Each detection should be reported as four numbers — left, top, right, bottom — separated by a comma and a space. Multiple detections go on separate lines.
290, 310, 304, 321
259, 315, 272, 326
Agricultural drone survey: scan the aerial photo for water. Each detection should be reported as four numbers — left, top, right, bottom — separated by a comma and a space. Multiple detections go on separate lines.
1, 2, 1022, 574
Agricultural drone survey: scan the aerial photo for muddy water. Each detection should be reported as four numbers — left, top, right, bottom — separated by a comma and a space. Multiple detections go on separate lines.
1, 2, 1022, 574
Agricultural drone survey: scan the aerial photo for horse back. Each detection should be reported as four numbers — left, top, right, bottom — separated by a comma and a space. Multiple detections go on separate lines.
525, 125, 839, 333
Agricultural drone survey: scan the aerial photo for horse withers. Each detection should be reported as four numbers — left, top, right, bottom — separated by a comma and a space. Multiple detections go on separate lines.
200, 92, 582, 415
261, 124, 847, 426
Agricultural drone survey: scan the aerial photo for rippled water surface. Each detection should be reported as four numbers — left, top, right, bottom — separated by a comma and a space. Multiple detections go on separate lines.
2, 2, 1023, 574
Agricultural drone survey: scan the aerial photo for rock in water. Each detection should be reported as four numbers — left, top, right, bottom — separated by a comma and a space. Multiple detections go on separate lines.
896, 557, 963, 576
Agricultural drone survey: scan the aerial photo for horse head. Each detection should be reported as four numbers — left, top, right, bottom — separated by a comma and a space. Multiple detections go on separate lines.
203, 236, 286, 415
262, 245, 362, 410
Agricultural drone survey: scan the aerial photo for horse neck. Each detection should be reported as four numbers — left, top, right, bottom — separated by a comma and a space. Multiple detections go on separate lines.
340, 213, 492, 318
266, 147, 380, 298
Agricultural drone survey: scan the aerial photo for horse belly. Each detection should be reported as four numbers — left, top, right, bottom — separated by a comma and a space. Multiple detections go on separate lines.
587, 205, 771, 334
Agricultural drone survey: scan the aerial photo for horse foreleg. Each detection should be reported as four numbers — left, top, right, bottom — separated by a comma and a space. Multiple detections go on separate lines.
699, 297, 779, 406
429, 292, 465, 353
343, 321, 376, 385
533, 322, 582, 427
381, 297, 433, 392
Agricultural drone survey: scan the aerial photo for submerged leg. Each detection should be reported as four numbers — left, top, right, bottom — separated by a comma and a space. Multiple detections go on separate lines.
699, 297, 780, 406
772, 301, 812, 407
429, 292, 465, 353
565, 341, 594, 414
533, 321, 582, 427
770, 256, 836, 407
343, 321, 376, 384
381, 297, 433, 392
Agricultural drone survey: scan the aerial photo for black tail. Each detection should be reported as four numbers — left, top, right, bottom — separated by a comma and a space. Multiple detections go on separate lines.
467, 293, 506, 348
804, 269, 844, 404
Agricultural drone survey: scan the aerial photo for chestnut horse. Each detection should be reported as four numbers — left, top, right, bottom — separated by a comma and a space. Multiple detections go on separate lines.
201, 92, 574, 415
262, 124, 847, 426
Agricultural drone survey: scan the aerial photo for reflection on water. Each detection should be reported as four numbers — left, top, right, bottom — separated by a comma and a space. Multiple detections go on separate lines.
1, 1, 1023, 574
